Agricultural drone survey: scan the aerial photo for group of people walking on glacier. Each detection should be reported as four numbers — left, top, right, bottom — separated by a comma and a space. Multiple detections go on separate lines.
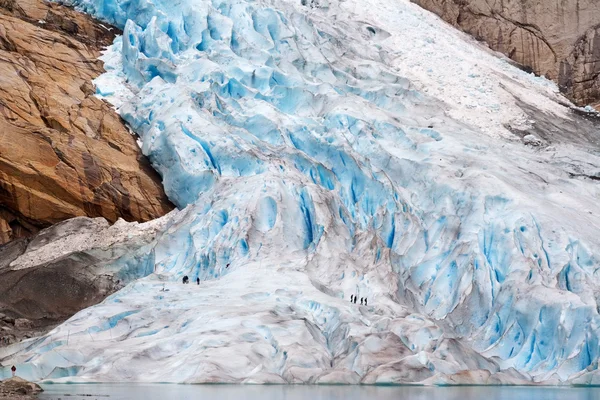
182, 264, 230, 285
180, 266, 371, 307
182, 276, 199, 285
350, 294, 367, 305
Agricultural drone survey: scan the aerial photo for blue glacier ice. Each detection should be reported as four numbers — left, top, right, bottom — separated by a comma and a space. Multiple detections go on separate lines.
1, 0, 600, 385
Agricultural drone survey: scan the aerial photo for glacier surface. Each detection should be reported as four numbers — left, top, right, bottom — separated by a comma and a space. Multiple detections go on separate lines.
2, 0, 600, 385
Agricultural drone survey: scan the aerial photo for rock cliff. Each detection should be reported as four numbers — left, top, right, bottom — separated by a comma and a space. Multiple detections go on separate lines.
410, 0, 600, 109
0, 214, 170, 346
0, 0, 174, 244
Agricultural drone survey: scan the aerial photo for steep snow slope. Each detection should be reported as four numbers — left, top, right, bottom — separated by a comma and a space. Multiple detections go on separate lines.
2, 0, 600, 384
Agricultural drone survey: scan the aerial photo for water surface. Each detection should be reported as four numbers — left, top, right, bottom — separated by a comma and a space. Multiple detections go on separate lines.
38, 384, 600, 400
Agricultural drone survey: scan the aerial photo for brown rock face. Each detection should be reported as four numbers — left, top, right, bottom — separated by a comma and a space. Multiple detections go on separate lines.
0, 0, 174, 244
410, 0, 600, 109
0, 377, 43, 399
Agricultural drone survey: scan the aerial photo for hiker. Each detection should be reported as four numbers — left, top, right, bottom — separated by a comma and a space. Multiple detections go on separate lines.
11, 365, 16, 377
182, 275, 189, 284
197, 277, 200, 285
365, 298, 368, 306
226, 263, 230, 269
353, 295, 357, 304
350, 294, 354, 303
360, 297, 364, 305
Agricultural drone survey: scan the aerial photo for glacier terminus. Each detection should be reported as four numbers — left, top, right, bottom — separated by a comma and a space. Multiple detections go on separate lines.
1, 0, 600, 385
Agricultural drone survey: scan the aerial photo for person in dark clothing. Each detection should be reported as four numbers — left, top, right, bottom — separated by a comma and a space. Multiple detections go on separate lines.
353, 296, 357, 304
197, 277, 200, 285
350, 294, 354, 303
226, 263, 230, 269
365, 298, 368, 306
183, 275, 189, 284
360, 297, 364, 305
11, 365, 16, 377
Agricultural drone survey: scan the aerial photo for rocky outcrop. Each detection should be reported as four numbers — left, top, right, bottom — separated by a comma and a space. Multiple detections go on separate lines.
0, 377, 42, 399
0, 0, 174, 244
410, 0, 600, 109
0, 214, 171, 346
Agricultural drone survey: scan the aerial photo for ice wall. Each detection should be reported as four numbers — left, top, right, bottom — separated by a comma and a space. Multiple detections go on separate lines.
2, 0, 600, 384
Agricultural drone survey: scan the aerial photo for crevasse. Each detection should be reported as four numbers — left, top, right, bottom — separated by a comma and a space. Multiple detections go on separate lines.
2, 0, 600, 384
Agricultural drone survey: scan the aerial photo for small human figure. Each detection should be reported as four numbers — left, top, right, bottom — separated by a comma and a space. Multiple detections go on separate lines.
182, 275, 189, 284
11, 365, 16, 377
353, 296, 357, 304
360, 297, 364, 305
365, 298, 368, 306
226, 263, 230, 269
197, 277, 200, 285
350, 294, 354, 303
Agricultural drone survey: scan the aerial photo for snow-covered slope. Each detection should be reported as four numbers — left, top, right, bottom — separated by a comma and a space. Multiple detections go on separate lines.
2, 0, 600, 384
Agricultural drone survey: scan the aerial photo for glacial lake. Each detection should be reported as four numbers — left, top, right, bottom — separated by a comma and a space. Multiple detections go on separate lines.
38, 384, 600, 400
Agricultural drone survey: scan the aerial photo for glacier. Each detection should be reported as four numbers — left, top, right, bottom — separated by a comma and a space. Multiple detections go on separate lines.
1, 0, 600, 385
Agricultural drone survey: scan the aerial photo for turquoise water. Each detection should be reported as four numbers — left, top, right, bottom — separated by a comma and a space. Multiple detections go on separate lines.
38, 384, 600, 399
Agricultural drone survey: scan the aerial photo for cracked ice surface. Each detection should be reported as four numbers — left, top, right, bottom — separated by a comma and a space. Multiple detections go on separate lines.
3, 0, 600, 385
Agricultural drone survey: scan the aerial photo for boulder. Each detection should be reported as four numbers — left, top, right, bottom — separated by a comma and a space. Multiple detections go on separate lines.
13, 319, 32, 331
523, 134, 544, 147
0, 377, 43, 398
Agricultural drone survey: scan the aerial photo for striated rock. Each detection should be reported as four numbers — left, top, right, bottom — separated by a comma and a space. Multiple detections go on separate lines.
0, 0, 174, 244
410, 0, 600, 109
